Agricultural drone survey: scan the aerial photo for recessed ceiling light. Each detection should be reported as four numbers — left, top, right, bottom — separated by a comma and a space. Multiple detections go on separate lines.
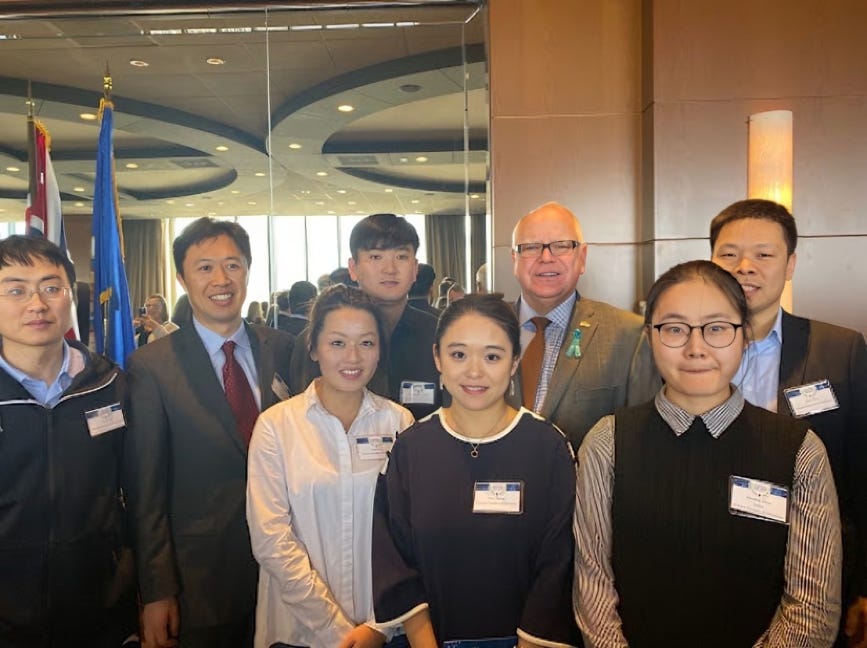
347, 201, 357, 205
471, 194, 481, 199
337, 104, 354, 113
327, 210, 336, 215
73, 186, 85, 192
384, 188, 393, 193
248, 201, 257, 206
5, 166, 20, 172
288, 143, 302, 150
129, 59, 149, 67
363, 22, 394, 28
166, 200, 175, 204
326, 23, 359, 30
207, 211, 216, 216
315, 201, 325, 206
316, 171, 328, 177
185, 202, 194, 207
230, 190, 240, 194
206, 57, 225, 65
400, 83, 422, 93
415, 156, 428, 163
79, 113, 97, 121
336, 189, 347, 194
254, 172, 266, 177
399, 157, 408, 163
290, 24, 322, 31
411, 199, 420, 204
215, 145, 229, 152
0, 208, 5, 213
74, 202, 84, 207
301, 190, 311, 195
125, 162, 139, 169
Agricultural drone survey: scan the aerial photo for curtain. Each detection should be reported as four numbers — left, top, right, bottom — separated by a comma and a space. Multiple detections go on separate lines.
425, 212, 487, 292
122, 218, 165, 312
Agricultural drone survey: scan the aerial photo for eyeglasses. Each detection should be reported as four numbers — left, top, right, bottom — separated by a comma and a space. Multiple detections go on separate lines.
651, 321, 743, 348
0, 284, 69, 303
513, 240, 581, 258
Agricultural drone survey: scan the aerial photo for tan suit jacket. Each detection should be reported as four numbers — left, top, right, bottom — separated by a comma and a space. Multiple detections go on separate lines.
509, 296, 660, 450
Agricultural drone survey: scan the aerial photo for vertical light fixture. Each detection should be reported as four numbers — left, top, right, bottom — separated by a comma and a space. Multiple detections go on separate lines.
748, 109, 793, 310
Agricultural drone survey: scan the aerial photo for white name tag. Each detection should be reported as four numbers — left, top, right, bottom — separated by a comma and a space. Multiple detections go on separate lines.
783, 379, 839, 417
400, 380, 436, 405
271, 373, 291, 401
85, 403, 126, 437
472, 481, 523, 514
355, 435, 394, 461
729, 475, 789, 524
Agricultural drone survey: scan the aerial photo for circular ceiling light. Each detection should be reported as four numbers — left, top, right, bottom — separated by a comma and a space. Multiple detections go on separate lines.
185, 202, 194, 207
166, 200, 175, 204
411, 199, 420, 204
415, 156, 428, 163
288, 143, 302, 150
248, 201, 257, 206
125, 162, 139, 169
5, 166, 20, 172
129, 59, 149, 67
337, 104, 354, 113
79, 113, 97, 121
206, 57, 225, 65
315, 201, 325, 206
254, 172, 266, 177
73, 186, 85, 192
471, 194, 481, 199
230, 190, 240, 194
347, 201, 357, 205
336, 189, 347, 194
74, 202, 84, 207
316, 171, 328, 177
215, 145, 229, 152
399, 83, 422, 93
384, 188, 393, 193
399, 157, 408, 163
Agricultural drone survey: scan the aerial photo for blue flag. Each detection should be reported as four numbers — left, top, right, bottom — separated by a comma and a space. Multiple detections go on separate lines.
92, 98, 136, 369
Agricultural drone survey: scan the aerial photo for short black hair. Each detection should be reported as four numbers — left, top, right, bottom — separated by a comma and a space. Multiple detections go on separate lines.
349, 213, 419, 259
0, 235, 76, 285
173, 217, 252, 277
289, 280, 317, 315
410, 263, 436, 297
275, 290, 290, 311
307, 284, 387, 357
709, 199, 798, 256
434, 293, 520, 360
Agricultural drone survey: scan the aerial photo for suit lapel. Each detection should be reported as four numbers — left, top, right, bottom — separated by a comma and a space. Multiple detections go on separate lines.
541, 299, 598, 418
777, 310, 810, 412
173, 325, 247, 455
248, 323, 276, 410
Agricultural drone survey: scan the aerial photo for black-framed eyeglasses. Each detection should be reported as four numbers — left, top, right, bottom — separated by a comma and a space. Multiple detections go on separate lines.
513, 240, 581, 258
651, 321, 744, 348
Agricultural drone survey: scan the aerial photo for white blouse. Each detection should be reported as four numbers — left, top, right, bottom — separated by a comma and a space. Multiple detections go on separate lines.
247, 381, 414, 648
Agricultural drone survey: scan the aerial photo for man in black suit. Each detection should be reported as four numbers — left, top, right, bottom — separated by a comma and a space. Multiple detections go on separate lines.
710, 198, 867, 646
125, 218, 294, 648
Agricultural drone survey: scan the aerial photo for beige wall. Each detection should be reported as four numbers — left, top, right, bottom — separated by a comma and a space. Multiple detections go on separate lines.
489, 0, 867, 335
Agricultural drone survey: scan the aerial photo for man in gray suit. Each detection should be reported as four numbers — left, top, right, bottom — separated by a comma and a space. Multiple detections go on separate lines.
125, 218, 294, 648
509, 201, 659, 449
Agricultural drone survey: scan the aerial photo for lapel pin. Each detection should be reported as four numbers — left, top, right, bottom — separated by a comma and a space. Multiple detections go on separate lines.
566, 328, 583, 359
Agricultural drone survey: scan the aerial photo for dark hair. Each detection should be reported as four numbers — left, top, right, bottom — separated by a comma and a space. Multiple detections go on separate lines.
349, 213, 420, 259
289, 280, 317, 315
172, 217, 252, 277
0, 235, 76, 285
644, 260, 749, 329
709, 199, 798, 256
410, 263, 436, 297
307, 284, 387, 356
275, 290, 290, 311
329, 267, 356, 287
434, 293, 520, 359
146, 294, 169, 323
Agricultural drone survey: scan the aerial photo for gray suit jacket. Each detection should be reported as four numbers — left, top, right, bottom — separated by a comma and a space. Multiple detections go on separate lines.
124, 322, 294, 628
509, 296, 660, 450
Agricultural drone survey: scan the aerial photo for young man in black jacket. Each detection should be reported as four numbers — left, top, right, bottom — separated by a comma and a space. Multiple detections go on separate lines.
0, 235, 136, 647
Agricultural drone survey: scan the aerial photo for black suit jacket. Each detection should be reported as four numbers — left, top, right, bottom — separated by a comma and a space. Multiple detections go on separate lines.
124, 322, 294, 628
778, 311, 867, 595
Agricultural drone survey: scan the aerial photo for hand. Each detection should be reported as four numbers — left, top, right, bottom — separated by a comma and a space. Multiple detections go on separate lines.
337, 624, 386, 648
846, 596, 867, 648
141, 597, 180, 648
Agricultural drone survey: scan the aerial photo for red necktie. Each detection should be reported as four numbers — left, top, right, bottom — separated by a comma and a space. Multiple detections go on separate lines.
521, 316, 550, 409
222, 341, 259, 446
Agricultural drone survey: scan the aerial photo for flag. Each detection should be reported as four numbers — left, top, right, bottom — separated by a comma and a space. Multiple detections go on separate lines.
92, 98, 136, 369
25, 117, 80, 340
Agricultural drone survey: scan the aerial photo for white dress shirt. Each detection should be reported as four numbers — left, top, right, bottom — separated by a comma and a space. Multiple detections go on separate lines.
247, 381, 414, 648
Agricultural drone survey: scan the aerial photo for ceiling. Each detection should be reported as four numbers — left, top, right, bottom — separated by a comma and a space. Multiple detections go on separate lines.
0, 1, 488, 222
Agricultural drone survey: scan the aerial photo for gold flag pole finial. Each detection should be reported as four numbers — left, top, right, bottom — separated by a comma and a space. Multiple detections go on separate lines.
103, 63, 112, 100
26, 79, 34, 118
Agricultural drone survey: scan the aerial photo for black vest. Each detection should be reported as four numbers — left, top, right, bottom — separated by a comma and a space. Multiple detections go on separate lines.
611, 400, 808, 648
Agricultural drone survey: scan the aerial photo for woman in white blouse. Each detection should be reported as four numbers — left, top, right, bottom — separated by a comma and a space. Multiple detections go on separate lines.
247, 284, 414, 648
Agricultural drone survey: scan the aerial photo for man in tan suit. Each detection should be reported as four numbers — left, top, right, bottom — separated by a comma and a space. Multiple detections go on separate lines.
508, 201, 659, 449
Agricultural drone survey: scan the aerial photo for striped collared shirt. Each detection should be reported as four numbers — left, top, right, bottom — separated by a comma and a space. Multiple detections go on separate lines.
518, 291, 577, 411
573, 386, 841, 648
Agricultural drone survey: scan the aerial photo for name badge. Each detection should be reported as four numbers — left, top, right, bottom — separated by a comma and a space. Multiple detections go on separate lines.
729, 476, 789, 524
783, 379, 839, 417
271, 372, 291, 401
85, 403, 126, 437
355, 435, 394, 461
472, 481, 523, 514
400, 380, 436, 405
